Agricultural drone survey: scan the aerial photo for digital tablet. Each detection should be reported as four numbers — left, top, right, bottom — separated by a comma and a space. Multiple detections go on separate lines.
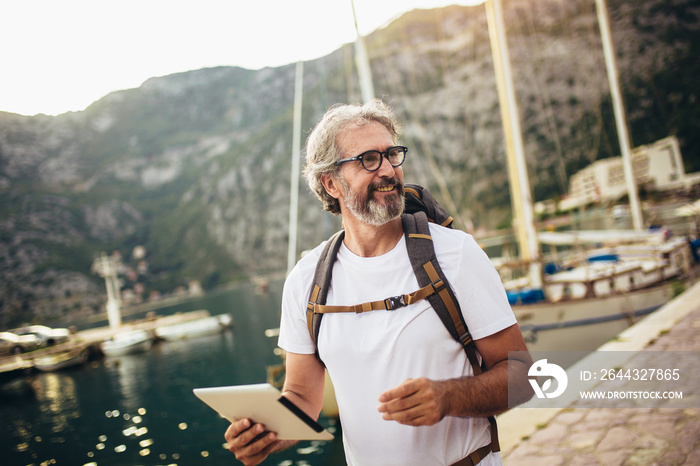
193, 383, 334, 441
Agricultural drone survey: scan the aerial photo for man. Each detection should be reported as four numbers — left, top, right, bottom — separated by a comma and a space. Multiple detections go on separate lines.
225, 100, 533, 465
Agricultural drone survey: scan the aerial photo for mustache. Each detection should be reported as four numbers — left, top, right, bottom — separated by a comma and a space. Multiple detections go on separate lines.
367, 177, 404, 195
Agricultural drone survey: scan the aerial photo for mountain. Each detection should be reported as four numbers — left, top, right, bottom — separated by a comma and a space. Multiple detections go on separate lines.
1, 0, 698, 327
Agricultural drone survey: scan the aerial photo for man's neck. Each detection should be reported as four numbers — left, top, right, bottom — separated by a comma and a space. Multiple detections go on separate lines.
341, 217, 403, 257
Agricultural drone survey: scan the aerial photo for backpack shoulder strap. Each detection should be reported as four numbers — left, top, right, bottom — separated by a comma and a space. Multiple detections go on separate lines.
401, 212, 482, 373
404, 184, 454, 228
306, 229, 345, 361
402, 211, 500, 453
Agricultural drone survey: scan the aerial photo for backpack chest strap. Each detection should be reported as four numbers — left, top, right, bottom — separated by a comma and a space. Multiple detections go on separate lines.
307, 277, 447, 315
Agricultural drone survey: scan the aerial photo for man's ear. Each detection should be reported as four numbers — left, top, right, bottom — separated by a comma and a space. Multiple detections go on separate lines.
321, 173, 341, 200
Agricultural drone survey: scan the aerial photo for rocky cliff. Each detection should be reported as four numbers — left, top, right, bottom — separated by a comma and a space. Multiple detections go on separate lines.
0, 0, 698, 327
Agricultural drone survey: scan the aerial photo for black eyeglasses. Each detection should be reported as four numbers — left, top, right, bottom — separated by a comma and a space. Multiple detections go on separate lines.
335, 146, 408, 172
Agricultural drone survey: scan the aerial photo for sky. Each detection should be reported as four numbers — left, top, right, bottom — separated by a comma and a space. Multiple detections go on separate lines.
1, 0, 487, 117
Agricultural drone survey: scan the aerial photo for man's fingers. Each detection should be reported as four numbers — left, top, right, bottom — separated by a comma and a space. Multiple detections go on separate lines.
227, 421, 266, 448
381, 402, 442, 426
225, 418, 251, 443
235, 431, 278, 463
378, 378, 433, 411
225, 419, 278, 465
378, 378, 417, 403
377, 378, 444, 426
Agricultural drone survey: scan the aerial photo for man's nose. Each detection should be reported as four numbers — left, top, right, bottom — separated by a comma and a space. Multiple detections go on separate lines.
375, 154, 398, 177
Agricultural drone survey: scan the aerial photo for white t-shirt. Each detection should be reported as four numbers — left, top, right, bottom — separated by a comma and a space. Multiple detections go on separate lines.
279, 223, 516, 466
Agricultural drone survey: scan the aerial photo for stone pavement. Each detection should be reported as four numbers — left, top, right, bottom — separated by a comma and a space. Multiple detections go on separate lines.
500, 281, 700, 465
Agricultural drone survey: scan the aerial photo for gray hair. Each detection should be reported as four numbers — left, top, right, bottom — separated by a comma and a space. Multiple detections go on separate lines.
303, 99, 402, 214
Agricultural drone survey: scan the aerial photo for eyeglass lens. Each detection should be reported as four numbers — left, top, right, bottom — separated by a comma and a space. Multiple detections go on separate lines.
362, 147, 406, 171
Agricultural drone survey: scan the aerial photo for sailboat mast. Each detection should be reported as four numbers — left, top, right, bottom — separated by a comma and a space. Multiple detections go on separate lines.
101, 252, 122, 329
595, 0, 643, 230
485, 0, 542, 289
350, 0, 375, 103
287, 60, 304, 275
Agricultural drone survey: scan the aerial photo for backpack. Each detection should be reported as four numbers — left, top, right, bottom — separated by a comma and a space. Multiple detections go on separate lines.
305, 184, 500, 458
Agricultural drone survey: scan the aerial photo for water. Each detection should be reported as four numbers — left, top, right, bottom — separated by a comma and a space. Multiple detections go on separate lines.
2, 259, 663, 466
0, 281, 346, 466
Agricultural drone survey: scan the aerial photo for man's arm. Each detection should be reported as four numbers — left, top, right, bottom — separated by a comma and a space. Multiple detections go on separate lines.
280, 350, 327, 424
377, 323, 534, 426
225, 352, 326, 465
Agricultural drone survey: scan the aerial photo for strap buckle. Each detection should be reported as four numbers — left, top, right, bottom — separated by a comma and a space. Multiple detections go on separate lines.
385, 295, 406, 310
431, 279, 445, 292
459, 332, 473, 346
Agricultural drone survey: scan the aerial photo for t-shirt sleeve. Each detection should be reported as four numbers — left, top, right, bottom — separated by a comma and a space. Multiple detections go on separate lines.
433, 226, 517, 341
277, 248, 321, 355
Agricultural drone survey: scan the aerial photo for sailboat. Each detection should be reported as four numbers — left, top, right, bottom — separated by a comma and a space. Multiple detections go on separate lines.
483, 0, 696, 351
272, 1, 695, 392
345, 0, 696, 352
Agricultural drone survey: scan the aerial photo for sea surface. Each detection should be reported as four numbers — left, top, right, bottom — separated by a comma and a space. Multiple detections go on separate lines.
0, 281, 346, 466
3, 214, 681, 466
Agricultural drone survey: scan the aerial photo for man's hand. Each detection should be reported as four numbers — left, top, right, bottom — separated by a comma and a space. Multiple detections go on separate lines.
377, 377, 446, 426
377, 325, 535, 425
225, 418, 280, 466
223, 353, 325, 464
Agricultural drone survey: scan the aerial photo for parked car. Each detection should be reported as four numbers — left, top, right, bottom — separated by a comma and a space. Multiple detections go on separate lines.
10, 325, 71, 346
0, 331, 41, 355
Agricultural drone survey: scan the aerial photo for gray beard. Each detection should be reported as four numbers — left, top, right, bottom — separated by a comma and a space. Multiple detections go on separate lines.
340, 177, 405, 226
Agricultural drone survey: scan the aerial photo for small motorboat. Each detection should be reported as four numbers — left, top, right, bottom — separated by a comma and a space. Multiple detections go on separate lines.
101, 330, 152, 357
34, 348, 88, 372
155, 313, 232, 340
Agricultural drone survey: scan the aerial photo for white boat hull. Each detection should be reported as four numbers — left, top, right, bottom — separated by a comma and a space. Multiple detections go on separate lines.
501, 234, 694, 356
34, 349, 88, 372
101, 330, 153, 357
0, 356, 31, 383
155, 313, 232, 340
514, 281, 677, 354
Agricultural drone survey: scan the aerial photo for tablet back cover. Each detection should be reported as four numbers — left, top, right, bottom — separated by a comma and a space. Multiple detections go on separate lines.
193, 383, 333, 441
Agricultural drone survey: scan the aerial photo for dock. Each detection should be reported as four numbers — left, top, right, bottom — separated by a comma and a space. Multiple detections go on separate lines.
0, 309, 213, 371
500, 280, 700, 465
